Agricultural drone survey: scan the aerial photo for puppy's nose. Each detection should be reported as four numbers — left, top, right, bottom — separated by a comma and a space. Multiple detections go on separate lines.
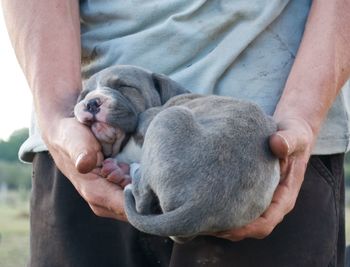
86, 98, 101, 115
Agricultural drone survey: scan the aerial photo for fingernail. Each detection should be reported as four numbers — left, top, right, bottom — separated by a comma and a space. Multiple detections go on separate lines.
276, 133, 290, 155
75, 152, 87, 167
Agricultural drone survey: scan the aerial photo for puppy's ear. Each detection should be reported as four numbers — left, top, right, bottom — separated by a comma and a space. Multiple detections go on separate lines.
151, 73, 190, 104
107, 91, 139, 133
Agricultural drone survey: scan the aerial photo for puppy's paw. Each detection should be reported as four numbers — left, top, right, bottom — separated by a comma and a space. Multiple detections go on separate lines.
101, 158, 131, 188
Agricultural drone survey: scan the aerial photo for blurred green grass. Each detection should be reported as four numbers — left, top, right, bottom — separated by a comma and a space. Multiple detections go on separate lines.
0, 191, 30, 267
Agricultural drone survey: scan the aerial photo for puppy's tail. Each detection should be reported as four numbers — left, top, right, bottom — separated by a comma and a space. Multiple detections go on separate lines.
124, 186, 198, 238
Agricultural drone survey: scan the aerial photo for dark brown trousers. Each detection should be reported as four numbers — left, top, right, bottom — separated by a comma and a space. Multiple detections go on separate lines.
29, 152, 345, 267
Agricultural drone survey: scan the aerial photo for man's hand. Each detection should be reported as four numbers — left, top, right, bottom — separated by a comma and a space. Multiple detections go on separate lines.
211, 118, 314, 241
43, 117, 127, 221
211, 0, 350, 243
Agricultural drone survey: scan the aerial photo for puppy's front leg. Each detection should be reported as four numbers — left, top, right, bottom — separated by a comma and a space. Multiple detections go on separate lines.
101, 158, 131, 188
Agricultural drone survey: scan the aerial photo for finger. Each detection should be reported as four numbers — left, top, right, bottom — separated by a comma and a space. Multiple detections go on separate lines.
270, 130, 309, 159
280, 155, 308, 193
213, 196, 288, 241
243, 158, 304, 238
75, 152, 98, 174
278, 130, 310, 155
88, 204, 116, 219
216, 202, 286, 241
270, 118, 314, 159
79, 176, 127, 220
278, 157, 289, 180
88, 203, 127, 221
215, 156, 307, 241
214, 205, 285, 241
269, 132, 290, 159
58, 119, 102, 173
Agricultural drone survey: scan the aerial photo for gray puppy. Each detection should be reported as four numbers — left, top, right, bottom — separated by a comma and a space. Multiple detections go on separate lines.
74, 65, 189, 159
74, 65, 280, 243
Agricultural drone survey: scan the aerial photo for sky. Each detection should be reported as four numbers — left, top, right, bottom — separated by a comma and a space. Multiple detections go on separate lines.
0, 5, 32, 141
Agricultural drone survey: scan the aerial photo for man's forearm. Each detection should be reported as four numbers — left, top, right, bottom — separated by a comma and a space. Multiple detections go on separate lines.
275, 0, 350, 136
1, 0, 81, 130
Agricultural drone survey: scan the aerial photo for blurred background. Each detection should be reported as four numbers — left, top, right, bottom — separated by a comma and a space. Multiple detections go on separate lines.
0, 4, 349, 267
0, 4, 32, 267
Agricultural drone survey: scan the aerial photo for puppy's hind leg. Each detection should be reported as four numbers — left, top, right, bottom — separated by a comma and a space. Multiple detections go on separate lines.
128, 164, 159, 215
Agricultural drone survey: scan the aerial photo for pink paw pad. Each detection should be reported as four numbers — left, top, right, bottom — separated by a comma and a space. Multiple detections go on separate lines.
101, 158, 131, 188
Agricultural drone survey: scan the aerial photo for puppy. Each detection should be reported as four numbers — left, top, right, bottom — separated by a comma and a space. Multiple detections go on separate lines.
74, 65, 189, 161
75, 65, 280, 243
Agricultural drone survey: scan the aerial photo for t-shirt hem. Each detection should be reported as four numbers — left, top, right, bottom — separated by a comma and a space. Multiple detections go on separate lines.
18, 134, 350, 164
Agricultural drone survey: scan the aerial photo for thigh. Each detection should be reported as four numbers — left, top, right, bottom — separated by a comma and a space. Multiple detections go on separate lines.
169, 154, 345, 267
29, 152, 173, 267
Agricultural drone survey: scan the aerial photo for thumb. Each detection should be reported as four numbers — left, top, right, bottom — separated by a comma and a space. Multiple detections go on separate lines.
62, 121, 103, 174
269, 132, 292, 159
75, 150, 103, 174
269, 119, 313, 159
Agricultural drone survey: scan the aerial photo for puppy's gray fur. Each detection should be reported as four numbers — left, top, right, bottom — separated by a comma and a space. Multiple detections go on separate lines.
125, 94, 279, 242
75, 65, 280, 242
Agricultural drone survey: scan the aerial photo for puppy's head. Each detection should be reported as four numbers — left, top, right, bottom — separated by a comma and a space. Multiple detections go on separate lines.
74, 86, 138, 157
75, 86, 138, 131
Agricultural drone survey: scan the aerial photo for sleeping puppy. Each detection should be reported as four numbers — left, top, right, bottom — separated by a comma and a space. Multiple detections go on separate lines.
74, 65, 280, 243
74, 65, 189, 162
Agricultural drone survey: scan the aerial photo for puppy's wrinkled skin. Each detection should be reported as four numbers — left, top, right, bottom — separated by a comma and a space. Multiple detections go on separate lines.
75, 65, 280, 243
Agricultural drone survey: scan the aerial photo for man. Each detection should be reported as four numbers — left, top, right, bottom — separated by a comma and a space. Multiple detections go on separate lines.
2, 0, 349, 266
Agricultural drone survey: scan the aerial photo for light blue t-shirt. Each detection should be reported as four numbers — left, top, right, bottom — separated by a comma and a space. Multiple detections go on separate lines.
19, 0, 350, 162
